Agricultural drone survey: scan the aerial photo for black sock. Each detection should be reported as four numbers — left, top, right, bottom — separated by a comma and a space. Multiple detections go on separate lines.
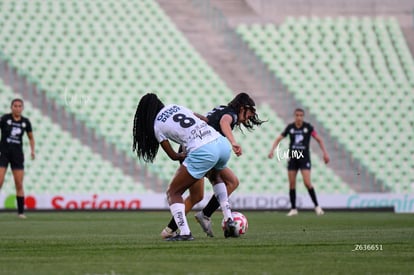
16, 196, 24, 214
289, 189, 296, 209
167, 217, 178, 232
308, 187, 319, 206
202, 195, 220, 218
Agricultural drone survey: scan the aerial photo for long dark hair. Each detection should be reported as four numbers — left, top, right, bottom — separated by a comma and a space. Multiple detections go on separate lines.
11, 98, 24, 107
228, 92, 265, 131
132, 93, 165, 162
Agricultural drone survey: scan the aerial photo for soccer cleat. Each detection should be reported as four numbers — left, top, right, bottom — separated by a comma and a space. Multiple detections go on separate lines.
223, 218, 239, 238
286, 209, 298, 216
18, 214, 27, 219
195, 211, 214, 237
160, 227, 178, 239
315, 206, 325, 216
165, 233, 194, 241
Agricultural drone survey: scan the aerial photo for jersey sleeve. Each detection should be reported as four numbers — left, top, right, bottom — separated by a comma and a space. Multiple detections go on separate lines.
309, 124, 317, 137
0, 114, 5, 127
153, 124, 166, 143
222, 110, 238, 129
309, 123, 314, 132
25, 118, 33, 133
281, 124, 290, 137
230, 112, 238, 126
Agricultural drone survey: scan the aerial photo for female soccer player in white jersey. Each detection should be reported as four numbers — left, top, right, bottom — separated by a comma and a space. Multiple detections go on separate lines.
132, 93, 239, 240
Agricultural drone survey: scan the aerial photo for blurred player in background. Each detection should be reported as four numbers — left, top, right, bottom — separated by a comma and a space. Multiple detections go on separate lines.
268, 108, 329, 216
133, 93, 239, 240
0, 99, 35, 218
161, 93, 265, 238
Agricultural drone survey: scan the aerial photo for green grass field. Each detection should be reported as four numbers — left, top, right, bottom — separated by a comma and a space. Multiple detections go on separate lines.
1, 211, 413, 275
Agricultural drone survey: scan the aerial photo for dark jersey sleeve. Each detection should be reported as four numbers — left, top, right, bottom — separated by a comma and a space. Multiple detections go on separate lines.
0, 114, 4, 129
307, 123, 316, 137
206, 106, 238, 134
308, 123, 314, 133
281, 124, 290, 137
25, 118, 32, 133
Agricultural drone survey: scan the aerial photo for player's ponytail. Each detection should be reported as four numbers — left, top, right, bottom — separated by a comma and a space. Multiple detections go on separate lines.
132, 93, 165, 162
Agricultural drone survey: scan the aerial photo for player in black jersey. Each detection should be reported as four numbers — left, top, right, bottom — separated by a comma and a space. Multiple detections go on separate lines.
268, 108, 329, 216
0, 99, 35, 218
161, 93, 265, 238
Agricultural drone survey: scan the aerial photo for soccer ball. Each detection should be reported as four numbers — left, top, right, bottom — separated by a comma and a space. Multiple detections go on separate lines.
221, 211, 248, 235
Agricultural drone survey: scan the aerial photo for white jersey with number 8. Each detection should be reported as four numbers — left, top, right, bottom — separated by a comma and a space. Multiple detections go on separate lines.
154, 104, 221, 153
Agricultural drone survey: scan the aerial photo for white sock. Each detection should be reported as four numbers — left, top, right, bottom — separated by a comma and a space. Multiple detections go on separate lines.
213, 182, 232, 221
170, 203, 190, 235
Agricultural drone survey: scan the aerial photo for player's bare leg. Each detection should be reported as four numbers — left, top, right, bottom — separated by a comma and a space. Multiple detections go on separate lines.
185, 179, 204, 212
0, 167, 6, 190
161, 179, 204, 238
301, 169, 313, 189
12, 169, 26, 218
165, 165, 197, 241
209, 169, 238, 238
301, 169, 324, 215
287, 170, 298, 216
195, 167, 239, 237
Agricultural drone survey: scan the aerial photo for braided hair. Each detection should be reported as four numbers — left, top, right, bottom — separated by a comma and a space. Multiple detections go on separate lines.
132, 93, 165, 163
228, 92, 266, 131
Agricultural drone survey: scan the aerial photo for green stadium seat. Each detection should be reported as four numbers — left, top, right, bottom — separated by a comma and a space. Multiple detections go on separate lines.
236, 17, 414, 192
0, 80, 150, 195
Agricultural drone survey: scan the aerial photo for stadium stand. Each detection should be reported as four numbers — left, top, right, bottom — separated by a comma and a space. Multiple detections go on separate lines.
236, 16, 414, 192
0, 0, 234, 182
0, 0, 353, 194
0, 79, 150, 194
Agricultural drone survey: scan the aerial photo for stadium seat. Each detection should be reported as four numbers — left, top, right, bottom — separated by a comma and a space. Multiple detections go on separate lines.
236, 17, 414, 192
0, 80, 150, 195
0, 1, 364, 194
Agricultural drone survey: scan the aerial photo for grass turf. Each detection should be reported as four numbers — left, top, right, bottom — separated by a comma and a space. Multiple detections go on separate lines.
1, 211, 413, 275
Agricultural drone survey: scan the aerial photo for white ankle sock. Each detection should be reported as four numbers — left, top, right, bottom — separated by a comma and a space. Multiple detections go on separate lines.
213, 182, 232, 221
170, 203, 190, 235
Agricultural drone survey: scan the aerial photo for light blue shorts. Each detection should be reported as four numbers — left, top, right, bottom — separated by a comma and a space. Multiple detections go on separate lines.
183, 136, 231, 179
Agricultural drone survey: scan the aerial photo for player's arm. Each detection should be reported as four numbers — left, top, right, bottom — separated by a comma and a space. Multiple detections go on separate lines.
160, 140, 186, 162
268, 135, 284, 159
220, 114, 242, 157
27, 131, 35, 160
312, 132, 330, 164
194, 113, 208, 123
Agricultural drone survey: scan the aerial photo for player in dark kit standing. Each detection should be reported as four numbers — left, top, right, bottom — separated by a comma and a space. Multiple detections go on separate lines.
268, 108, 329, 216
0, 99, 35, 218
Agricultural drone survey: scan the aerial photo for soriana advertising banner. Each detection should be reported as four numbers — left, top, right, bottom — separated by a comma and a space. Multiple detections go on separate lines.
0, 193, 413, 213
0, 194, 169, 210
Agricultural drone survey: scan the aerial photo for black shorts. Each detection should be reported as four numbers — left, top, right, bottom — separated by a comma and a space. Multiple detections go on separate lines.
287, 156, 311, 171
0, 147, 25, 170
